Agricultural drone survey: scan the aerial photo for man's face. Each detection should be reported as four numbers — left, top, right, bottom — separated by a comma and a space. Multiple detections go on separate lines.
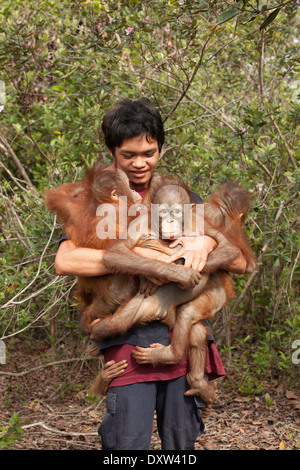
110, 134, 160, 189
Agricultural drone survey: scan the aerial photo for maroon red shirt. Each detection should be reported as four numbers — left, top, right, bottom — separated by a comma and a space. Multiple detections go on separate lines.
105, 340, 225, 388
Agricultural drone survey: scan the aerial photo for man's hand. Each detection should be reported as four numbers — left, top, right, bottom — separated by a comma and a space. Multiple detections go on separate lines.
90, 360, 128, 396
166, 235, 217, 272
132, 246, 171, 263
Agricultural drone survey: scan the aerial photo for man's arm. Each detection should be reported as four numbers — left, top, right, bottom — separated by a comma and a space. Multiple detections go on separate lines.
55, 236, 247, 279
54, 240, 111, 277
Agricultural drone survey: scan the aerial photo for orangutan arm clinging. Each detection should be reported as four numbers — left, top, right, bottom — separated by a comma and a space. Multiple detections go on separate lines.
103, 238, 202, 290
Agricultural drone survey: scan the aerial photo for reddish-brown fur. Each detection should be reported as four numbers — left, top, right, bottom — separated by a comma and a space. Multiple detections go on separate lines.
45, 163, 141, 332
90, 177, 256, 402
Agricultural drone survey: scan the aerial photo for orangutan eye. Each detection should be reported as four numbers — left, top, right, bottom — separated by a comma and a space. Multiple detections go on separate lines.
160, 209, 168, 217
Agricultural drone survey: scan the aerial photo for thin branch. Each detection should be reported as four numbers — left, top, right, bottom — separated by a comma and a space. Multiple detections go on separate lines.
257, 29, 298, 169
0, 160, 29, 193
143, 74, 241, 133
21, 422, 97, 436
289, 249, 300, 289
2, 275, 61, 306
0, 279, 76, 340
0, 216, 57, 309
251, 155, 272, 178
0, 130, 39, 196
0, 356, 98, 377
163, 30, 215, 123
269, 115, 298, 168
258, 30, 265, 104
186, 93, 239, 133
165, 113, 212, 132
228, 191, 299, 319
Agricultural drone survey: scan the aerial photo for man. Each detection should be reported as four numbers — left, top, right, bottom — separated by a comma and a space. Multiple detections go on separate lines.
55, 98, 247, 450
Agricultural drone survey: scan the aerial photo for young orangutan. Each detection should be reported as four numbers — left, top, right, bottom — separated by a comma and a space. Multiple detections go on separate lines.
89, 175, 256, 403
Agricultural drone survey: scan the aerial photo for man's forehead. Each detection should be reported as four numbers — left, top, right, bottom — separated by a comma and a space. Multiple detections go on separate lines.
119, 135, 158, 149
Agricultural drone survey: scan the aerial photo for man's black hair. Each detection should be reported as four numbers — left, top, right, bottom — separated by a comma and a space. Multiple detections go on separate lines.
102, 98, 165, 154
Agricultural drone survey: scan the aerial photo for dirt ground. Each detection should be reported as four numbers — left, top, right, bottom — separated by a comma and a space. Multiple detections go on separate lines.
1, 338, 299, 451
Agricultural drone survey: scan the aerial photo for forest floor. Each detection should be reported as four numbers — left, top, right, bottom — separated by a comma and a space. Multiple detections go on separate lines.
0, 337, 299, 452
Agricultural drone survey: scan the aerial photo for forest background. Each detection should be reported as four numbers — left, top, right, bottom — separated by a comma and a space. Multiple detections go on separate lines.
0, 0, 299, 449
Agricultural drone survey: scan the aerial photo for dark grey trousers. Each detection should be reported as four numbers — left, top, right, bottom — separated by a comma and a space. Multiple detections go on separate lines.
98, 375, 205, 451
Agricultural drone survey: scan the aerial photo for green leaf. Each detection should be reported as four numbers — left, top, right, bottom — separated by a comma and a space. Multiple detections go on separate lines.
259, 7, 281, 31
217, 9, 240, 25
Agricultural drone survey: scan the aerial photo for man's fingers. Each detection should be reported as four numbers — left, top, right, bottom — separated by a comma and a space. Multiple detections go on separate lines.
196, 258, 207, 272
168, 238, 183, 248
104, 360, 116, 368
190, 256, 207, 272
